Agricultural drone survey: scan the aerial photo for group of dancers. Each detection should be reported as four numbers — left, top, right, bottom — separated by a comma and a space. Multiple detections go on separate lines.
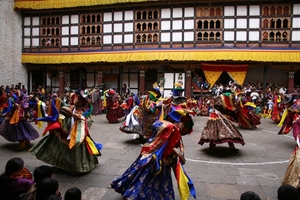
0, 87, 102, 174
0, 79, 299, 200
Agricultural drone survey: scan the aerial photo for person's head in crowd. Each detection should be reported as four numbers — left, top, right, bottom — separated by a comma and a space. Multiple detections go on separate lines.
277, 184, 299, 200
240, 191, 261, 200
48, 194, 62, 200
36, 177, 61, 200
0, 157, 33, 199
34, 165, 53, 186
64, 187, 82, 200
2, 157, 24, 177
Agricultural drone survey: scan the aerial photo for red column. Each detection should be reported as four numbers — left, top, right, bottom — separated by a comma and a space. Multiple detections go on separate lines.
97, 71, 103, 85
185, 70, 192, 98
139, 70, 145, 95
58, 71, 65, 96
287, 71, 295, 93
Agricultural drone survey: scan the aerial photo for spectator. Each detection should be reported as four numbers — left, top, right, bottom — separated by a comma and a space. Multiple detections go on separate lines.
64, 187, 82, 200
215, 84, 223, 96
192, 74, 198, 83
37, 85, 45, 101
33, 165, 53, 186
45, 85, 52, 100
36, 177, 61, 200
47, 195, 62, 200
197, 76, 204, 88
277, 184, 299, 200
5, 85, 11, 94
250, 88, 260, 103
210, 84, 217, 96
240, 191, 261, 200
0, 157, 34, 200
203, 80, 210, 89
21, 85, 27, 95
122, 83, 130, 98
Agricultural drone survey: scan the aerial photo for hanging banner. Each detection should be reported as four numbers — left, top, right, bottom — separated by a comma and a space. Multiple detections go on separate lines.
201, 63, 248, 87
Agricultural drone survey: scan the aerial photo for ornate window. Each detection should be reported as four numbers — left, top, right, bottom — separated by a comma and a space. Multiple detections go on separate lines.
135, 9, 159, 43
196, 6, 223, 42
261, 4, 291, 42
79, 13, 102, 46
40, 15, 61, 47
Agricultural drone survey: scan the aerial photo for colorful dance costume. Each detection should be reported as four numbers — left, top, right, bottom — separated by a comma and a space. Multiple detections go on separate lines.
278, 94, 300, 187
103, 89, 124, 123
120, 87, 162, 138
30, 92, 101, 173
199, 93, 245, 150
111, 109, 196, 200
0, 89, 39, 148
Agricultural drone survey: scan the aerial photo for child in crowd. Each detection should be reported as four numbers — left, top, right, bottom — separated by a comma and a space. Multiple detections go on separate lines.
240, 191, 261, 200
277, 184, 299, 200
36, 177, 61, 200
64, 187, 82, 200
255, 101, 262, 116
267, 97, 274, 115
33, 165, 53, 186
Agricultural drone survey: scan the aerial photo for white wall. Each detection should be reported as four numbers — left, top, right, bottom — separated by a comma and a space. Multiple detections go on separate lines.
0, 1, 27, 86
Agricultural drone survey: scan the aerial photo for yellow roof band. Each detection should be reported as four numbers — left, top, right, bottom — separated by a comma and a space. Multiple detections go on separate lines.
21, 49, 300, 64
14, 0, 160, 10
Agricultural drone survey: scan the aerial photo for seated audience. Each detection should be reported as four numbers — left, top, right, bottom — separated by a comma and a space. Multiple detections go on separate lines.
36, 177, 61, 200
0, 157, 34, 200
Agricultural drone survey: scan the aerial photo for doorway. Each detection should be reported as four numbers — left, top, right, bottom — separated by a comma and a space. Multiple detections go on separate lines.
295, 70, 300, 87
216, 71, 234, 86
145, 69, 157, 91
70, 68, 86, 90
31, 68, 46, 92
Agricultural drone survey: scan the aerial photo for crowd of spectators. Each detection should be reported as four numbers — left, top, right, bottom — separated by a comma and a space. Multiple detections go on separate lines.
0, 157, 82, 200
189, 76, 300, 118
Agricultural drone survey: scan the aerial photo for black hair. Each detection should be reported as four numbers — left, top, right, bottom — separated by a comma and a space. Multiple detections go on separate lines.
36, 177, 59, 200
47, 194, 61, 200
240, 191, 261, 200
64, 187, 82, 200
34, 165, 53, 186
277, 184, 299, 200
0, 157, 24, 193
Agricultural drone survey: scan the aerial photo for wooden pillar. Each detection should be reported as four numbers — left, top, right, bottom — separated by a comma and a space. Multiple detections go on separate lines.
185, 70, 192, 98
287, 71, 295, 93
139, 70, 145, 95
58, 71, 65, 96
97, 71, 103, 85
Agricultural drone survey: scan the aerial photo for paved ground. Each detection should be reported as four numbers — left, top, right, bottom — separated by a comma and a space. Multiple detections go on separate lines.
0, 114, 295, 200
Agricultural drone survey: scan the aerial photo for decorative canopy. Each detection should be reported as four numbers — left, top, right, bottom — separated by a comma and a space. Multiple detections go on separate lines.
21, 49, 300, 64
14, 0, 162, 10
201, 63, 248, 87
